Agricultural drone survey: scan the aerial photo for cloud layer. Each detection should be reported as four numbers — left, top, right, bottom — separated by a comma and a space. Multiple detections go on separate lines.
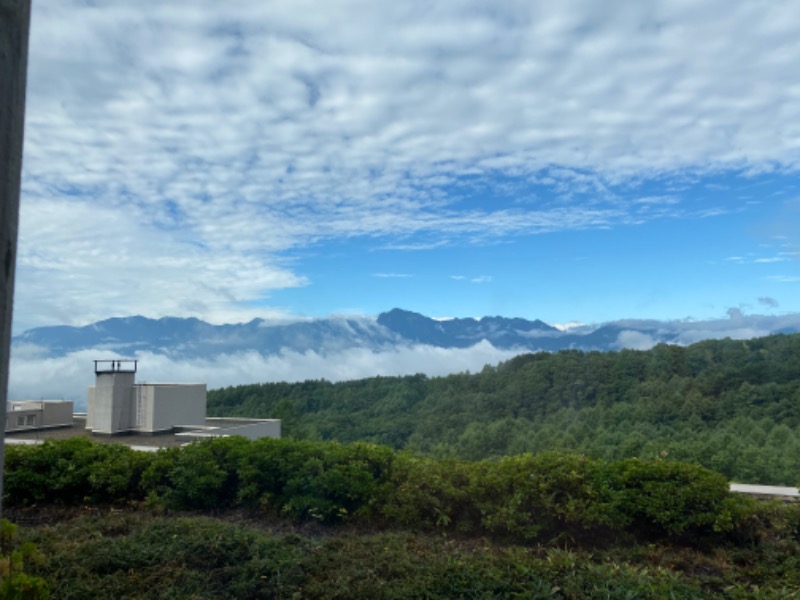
17, 0, 800, 329
8, 342, 522, 409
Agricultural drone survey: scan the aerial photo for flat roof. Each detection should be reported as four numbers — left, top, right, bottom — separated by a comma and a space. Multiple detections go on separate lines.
729, 483, 799, 498
4, 415, 279, 449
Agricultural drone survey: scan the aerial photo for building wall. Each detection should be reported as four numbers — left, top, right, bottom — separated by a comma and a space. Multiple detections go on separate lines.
5, 401, 74, 432
88, 371, 135, 434
148, 384, 206, 432
41, 401, 73, 427
132, 384, 154, 430
221, 420, 281, 440
86, 386, 95, 430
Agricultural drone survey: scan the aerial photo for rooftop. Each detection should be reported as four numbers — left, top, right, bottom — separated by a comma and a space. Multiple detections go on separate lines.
5, 414, 280, 450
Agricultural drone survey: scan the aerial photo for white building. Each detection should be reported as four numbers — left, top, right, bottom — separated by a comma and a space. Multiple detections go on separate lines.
87, 359, 207, 435
5, 360, 280, 444
5, 400, 74, 432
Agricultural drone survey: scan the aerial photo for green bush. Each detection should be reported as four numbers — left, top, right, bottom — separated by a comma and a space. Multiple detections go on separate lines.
605, 458, 734, 540
236, 438, 395, 522
4, 438, 151, 506
377, 454, 479, 532
154, 437, 250, 510
4, 437, 747, 545
470, 452, 624, 542
0, 519, 48, 599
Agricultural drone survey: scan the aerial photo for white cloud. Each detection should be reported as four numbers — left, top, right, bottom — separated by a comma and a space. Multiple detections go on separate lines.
614, 330, 658, 351
16, 0, 800, 328
8, 341, 521, 409
753, 257, 786, 264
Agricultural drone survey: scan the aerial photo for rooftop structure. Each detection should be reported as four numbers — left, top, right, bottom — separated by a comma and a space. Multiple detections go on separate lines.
5, 400, 73, 433
87, 359, 206, 435
5, 360, 280, 447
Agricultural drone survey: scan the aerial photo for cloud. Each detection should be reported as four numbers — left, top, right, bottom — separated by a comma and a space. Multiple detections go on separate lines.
8, 341, 521, 409
726, 307, 745, 320
451, 274, 492, 283
753, 257, 786, 264
372, 272, 412, 278
758, 296, 779, 308
10, 309, 800, 407
16, 0, 800, 329
614, 330, 658, 351
610, 312, 800, 346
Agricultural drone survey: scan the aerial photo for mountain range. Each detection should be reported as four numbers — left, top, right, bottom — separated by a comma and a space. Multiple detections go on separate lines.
13, 308, 800, 359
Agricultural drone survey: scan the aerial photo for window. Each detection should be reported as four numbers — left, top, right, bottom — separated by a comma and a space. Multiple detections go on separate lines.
16, 414, 36, 427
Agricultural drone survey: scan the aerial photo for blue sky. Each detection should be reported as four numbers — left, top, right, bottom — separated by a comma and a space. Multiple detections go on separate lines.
13, 0, 800, 332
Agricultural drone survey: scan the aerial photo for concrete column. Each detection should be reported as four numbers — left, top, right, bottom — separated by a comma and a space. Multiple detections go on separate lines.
0, 0, 32, 521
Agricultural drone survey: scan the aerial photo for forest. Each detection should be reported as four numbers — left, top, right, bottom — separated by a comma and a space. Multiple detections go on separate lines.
208, 333, 800, 486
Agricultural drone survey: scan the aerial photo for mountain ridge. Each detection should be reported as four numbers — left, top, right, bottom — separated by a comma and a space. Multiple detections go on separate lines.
13, 308, 800, 359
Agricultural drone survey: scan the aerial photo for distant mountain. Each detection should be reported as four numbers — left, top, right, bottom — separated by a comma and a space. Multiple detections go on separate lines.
376, 308, 559, 348
12, 308, 800, 359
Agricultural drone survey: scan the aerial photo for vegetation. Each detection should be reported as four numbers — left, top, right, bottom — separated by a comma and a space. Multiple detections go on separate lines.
3, 437, 746, 544
5, 334, 800, 596
0, 518, 48, 599
208, 333, 800, 485
3, 437, 800, 598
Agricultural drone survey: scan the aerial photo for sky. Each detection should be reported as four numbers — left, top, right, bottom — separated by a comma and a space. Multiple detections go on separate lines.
13, 0, 800, 335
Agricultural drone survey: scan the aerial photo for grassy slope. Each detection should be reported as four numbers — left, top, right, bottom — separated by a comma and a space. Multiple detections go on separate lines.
11, 506, 800, 600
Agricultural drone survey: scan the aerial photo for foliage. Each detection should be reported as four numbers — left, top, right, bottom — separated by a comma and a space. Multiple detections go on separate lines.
3, 437, 756, 546
0, 519, 48, 600
5, 435, 800, 597
4, 438, 151, 506
235, 438, 394, 521
207, 333, 800, 485
13, 508, 800, 599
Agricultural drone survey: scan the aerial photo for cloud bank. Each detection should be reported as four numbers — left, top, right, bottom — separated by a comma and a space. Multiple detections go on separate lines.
8, 341, 522, 409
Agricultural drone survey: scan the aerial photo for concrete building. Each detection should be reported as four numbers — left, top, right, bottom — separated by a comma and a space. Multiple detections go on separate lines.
86, 360, 205, 435
5, 400, 73, 432
84, 359, 280, 441
6, 360, 280, 447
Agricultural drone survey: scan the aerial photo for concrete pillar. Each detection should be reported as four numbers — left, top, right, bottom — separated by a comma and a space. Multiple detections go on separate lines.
91, 371, 135, 434
0, 0, 32, 521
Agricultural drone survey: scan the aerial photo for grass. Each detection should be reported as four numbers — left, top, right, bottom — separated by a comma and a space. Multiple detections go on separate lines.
10, 505, 800, 599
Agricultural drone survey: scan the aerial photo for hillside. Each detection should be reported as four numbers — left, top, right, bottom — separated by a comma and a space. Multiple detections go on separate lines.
4, 437, 800, 598
208, 333, 800, 485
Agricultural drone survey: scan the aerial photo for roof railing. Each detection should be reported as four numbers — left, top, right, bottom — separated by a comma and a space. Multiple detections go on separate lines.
94, 359, 138, 374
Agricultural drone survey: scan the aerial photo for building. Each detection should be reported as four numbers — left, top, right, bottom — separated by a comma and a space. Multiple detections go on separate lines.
85, 359, 280, 440
5, 400, 73, 432
86, 360, 205, 435
5, 359, 280, 446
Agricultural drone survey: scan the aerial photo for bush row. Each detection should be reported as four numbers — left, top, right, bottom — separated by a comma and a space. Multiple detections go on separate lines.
3, 437, 759, 544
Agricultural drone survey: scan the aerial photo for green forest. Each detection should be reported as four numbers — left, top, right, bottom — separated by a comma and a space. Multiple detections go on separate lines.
208, 333, 800, 486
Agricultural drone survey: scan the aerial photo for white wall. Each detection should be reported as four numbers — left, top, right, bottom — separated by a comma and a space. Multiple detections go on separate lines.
88, 371, 135, 434
149, 384, 206, 432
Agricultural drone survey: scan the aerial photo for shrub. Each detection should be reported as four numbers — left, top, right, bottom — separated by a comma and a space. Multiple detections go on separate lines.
237, 438, 394, 522
377, 454, 479, 533
470, 452, 624, 542
4, 438, 151, 506
605, 458, 734, 540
